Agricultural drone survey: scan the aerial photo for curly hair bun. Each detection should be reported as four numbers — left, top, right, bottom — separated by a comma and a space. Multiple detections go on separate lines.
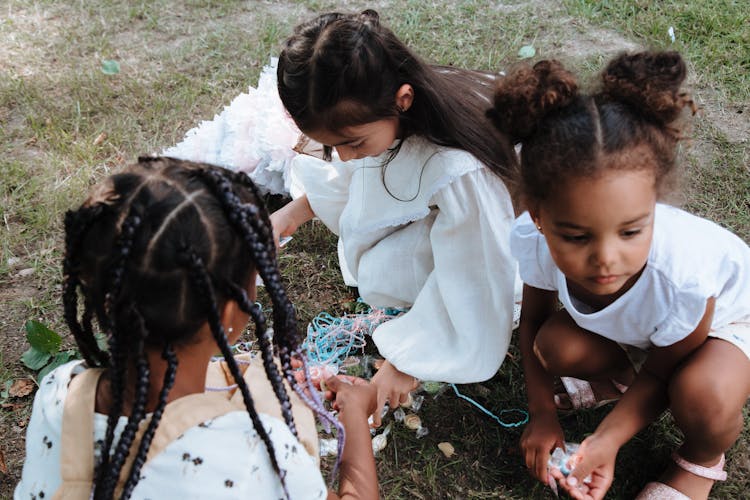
488, 59, 578, 142
600, 51, 690, 125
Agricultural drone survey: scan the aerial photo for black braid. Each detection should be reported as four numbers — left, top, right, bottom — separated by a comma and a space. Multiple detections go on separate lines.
120, 343, 178, 500
195, 169, 298, 423
203, 167, 344, 481
229, 285, 297, 434
63, 208, 109, 367
220, 170, 346, 482
95, 309, 150, 500
93, 212, 145, 500
179, 248, 291, 499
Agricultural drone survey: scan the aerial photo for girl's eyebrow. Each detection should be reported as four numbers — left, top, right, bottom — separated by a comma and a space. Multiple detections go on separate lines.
331, 137, 361, 147
620, 213, 651, 225
554, 212, 652, 230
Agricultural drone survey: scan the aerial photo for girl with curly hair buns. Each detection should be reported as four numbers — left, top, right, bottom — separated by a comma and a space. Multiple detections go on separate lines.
488, 51, 750, 499
273, 9, 520, 425
15, 157, 379, 500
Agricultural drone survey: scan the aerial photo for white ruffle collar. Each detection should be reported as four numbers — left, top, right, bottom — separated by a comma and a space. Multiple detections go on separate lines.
343, 136, 483, 233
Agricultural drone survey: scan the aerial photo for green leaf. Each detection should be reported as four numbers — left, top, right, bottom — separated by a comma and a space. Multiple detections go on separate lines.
37, 351, 77, 381
25, 320, 62, 354
1, 380, 12, 399
101, 59, 120, 75
20, 347, 52, 370
518, 45, 536, 59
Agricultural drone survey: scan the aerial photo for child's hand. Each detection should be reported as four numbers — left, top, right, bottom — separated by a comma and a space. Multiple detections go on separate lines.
520, 412, 565, 483
269, 196, 314, 248
370, 360, 419, 427
552, 435, 617, 500
324, 375, 377, 418
269, 210, 297, 249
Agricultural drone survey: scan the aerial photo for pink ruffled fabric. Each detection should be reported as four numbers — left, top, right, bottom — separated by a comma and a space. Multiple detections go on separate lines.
163, 58, 301, 194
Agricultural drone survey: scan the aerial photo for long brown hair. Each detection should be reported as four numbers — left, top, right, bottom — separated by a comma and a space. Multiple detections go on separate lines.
277, 9, 517, 183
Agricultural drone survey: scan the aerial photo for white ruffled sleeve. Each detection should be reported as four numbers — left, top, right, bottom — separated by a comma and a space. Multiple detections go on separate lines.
371, 168, 516, 383
289, 155, 354, 236
510, 212, 558, 291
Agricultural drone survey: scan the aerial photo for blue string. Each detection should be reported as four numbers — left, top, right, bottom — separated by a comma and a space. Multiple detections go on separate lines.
450, 383, 528, 428
302, 305, 406, 369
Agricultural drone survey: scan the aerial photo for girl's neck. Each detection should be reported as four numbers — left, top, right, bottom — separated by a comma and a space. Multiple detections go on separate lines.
95, 341, 213, 416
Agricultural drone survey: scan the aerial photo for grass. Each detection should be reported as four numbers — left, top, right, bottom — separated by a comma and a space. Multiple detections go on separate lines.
0, 0, 748, 498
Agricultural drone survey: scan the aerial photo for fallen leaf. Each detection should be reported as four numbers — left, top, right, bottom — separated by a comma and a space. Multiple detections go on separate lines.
9, 378, 35, 398
438, 441, 455, 458
1, 402, 25, 410
0, 448, 7, 474
518, 44, 536, 59
101, 59, 120, 75
93, 132, 107, 146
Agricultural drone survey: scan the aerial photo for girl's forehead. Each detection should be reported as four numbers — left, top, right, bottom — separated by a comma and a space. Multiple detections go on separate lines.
543, 169, 657, 223
307, 120, 392, 145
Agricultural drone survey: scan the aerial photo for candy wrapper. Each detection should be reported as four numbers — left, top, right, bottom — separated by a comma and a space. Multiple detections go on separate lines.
547, 442, 592, 495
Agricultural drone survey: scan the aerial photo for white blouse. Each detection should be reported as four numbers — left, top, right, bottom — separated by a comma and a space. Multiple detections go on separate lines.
290, 136, 519, 383
511, 204, 750, 349
15, 361, 327, 500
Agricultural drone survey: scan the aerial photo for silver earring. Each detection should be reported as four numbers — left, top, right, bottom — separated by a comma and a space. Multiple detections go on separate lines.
227, 326, 234, 334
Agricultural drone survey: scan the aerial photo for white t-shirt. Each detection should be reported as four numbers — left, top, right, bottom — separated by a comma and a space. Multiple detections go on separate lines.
290, 136, 519, 383
15, 361, 327, 500
511, 204, 750, 349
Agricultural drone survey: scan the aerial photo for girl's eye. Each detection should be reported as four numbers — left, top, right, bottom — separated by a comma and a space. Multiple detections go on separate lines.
561, 234, 589, 243
621, 229, 642, 238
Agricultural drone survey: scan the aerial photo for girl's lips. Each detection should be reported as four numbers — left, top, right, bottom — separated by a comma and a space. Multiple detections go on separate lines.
593, 275, 619, 284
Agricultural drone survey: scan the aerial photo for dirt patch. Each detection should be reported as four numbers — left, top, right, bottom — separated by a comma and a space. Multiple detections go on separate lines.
553, 23, 641, 58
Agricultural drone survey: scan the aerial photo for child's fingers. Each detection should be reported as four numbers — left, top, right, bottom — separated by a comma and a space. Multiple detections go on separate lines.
534, 451, 549, 483
372, 391, 387, 428
567, 459, 593, 493
324, 375, 341, 392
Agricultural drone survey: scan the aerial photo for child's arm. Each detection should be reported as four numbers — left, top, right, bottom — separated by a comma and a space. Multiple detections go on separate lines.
559, 298, 716, 500
518, 284, 565, 482
269, 195, 315, 246
324, 376, 379, 500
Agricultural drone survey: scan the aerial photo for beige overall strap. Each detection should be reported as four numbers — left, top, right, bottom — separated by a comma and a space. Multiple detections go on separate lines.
54, 367, 104, 500
113, 393, 239, 498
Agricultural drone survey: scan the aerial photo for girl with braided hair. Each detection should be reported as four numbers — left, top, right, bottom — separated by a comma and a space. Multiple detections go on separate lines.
15, 157, 379, 500
271, 9, 520, 426
490, 51, 750, 499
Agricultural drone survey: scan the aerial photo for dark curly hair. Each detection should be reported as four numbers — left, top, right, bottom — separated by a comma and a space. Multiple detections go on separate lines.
487, 51, 695, 203
277, 9, 517, 183
63, 157, 336, 499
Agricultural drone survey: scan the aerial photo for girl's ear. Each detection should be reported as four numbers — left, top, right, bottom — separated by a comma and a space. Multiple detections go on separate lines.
395, 84, 414, 112
525, 199, 543, 231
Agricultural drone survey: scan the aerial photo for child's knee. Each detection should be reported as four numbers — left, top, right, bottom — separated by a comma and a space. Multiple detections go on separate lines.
669, 367, 744, 438
533, 327, 577, 373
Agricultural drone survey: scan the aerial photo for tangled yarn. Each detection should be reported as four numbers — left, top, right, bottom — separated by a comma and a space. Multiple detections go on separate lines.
302, 304, 406, 374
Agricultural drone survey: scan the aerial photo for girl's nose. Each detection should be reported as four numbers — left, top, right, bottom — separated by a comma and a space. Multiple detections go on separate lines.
592, 238, 618, 268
